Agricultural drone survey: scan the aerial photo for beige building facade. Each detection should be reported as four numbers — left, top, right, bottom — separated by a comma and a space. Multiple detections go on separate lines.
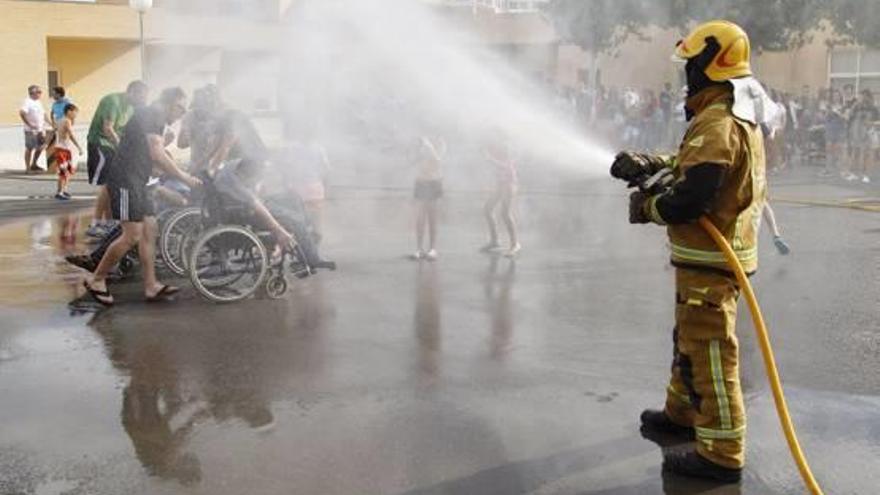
0, 0, 292, 125
1, 0, 141, 125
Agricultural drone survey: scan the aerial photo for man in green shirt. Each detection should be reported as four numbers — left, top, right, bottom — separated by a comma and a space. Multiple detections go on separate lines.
86, 80, 148, 237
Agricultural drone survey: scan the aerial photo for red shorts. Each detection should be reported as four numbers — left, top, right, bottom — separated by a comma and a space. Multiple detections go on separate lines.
55, 149, 75, 178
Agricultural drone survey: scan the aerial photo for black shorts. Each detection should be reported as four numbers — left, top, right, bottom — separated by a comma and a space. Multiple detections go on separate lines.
414, 179, 443, 201
87, 143, 115, 186
109, 185, 155, 222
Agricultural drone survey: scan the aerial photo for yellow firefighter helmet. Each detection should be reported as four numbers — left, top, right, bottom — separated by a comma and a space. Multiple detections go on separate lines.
674, 20, 752, 82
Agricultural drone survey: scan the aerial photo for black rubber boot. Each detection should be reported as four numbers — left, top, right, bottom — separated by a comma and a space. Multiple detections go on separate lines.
640, 409, 695, 439
663, 451, 742, 484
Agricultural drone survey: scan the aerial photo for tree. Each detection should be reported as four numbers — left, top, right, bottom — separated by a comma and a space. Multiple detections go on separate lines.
822, 0, 880, 48
545, 0, 657, 54
546, 0, 829, 53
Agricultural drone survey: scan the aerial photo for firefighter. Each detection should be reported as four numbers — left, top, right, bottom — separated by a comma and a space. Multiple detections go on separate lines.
610, 20, 768, 483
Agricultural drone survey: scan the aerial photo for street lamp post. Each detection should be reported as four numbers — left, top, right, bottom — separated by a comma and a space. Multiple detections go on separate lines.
129, 0, 153, 81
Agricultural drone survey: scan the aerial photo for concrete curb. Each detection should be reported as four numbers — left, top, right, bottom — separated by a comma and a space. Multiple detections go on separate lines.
0, 170, 89, 182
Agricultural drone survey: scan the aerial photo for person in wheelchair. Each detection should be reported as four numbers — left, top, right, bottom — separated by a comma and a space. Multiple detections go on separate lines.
208, 109, 334, 272
211, 156, 335, 272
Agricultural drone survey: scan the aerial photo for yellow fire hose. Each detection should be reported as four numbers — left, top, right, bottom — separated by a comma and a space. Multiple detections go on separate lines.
698, 216, 823, 495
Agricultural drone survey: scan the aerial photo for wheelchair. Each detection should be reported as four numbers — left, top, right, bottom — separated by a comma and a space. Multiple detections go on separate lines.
157, 175, 212, 276
90, 180, 195, 279
185, 179, 313, 303
159, 206, 203, 276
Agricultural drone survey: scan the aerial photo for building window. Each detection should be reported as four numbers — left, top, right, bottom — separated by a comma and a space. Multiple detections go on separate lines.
48, 70, 61, 90
830, 48, 880, 93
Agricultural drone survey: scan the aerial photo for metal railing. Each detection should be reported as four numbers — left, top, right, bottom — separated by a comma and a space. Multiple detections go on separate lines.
435, 0, 549, 14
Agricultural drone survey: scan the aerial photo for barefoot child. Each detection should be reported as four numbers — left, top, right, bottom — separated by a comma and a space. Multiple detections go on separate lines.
412, 134, 446, 261
53, 104, 83, 200
481, 131, 520, 257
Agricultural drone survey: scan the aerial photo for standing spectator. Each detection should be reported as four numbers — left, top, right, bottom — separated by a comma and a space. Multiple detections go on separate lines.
782, 93, 799, 170
843, 84, 858, 109
871, 120, 880, 182
85, 80, 149, 238
576, 81, 595, 126
824, 88, 847, 179
52, 103, 84, 200
19, 85, 48, 173
648, 89, 664, 149
621, 88, 641, 148
765, 92, 788, 173
847, 89, 879, 183
794, 87, 813, 164
49, 87, 71, 132
658, 82, 673, 147
84, 87, 200, 306
672, 85, 689, 146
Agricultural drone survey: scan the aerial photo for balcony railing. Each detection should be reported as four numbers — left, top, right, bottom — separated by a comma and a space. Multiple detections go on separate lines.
435, 0, 549, 14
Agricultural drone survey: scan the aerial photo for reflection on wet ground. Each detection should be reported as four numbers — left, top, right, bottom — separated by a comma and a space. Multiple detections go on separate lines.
1, 183, 879, 494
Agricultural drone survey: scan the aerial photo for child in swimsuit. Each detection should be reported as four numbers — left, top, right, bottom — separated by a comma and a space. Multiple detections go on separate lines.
481, 131, 521, 257
53, 104, 83, 200
412, 135, 446, 261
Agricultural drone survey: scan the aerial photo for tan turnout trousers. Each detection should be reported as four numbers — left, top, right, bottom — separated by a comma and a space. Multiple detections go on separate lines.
664, 267, 746, 469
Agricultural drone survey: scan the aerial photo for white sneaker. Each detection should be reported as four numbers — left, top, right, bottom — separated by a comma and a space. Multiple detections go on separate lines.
504, 243, 522, 258
425, 249, 438, 261
411, 251, 425, 260
844, 172, 858, 182
862, 176, 871, 184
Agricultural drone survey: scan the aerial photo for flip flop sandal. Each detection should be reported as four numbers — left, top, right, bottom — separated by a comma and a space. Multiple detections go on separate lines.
83, 281, 114, 306
146, 285, 180, 303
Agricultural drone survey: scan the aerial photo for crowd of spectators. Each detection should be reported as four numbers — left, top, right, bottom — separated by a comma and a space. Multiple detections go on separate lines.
552, 83, 686, 153
764, 84, 879, 183
553, 81, 880, 184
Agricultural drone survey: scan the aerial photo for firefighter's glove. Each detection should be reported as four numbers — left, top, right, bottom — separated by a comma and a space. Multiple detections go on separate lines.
629, 191, 652, 224
611, 152, 665, 185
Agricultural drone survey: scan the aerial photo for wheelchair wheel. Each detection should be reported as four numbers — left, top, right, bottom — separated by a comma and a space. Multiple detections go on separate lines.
118, 253, 136, 277
263, 275, 288, 300
189, 225, 268, 303
155, 207, 177, 233
160, 207, 202, 276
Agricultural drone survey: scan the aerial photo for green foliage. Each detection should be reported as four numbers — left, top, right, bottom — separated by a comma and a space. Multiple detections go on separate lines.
545, 0, 866, 53
660, 0, 826, 51
545, 0, 656, 53
822, 0, 880, 47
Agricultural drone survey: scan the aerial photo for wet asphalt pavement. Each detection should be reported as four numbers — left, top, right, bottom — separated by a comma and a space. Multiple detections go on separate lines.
0, 177, 879, 495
